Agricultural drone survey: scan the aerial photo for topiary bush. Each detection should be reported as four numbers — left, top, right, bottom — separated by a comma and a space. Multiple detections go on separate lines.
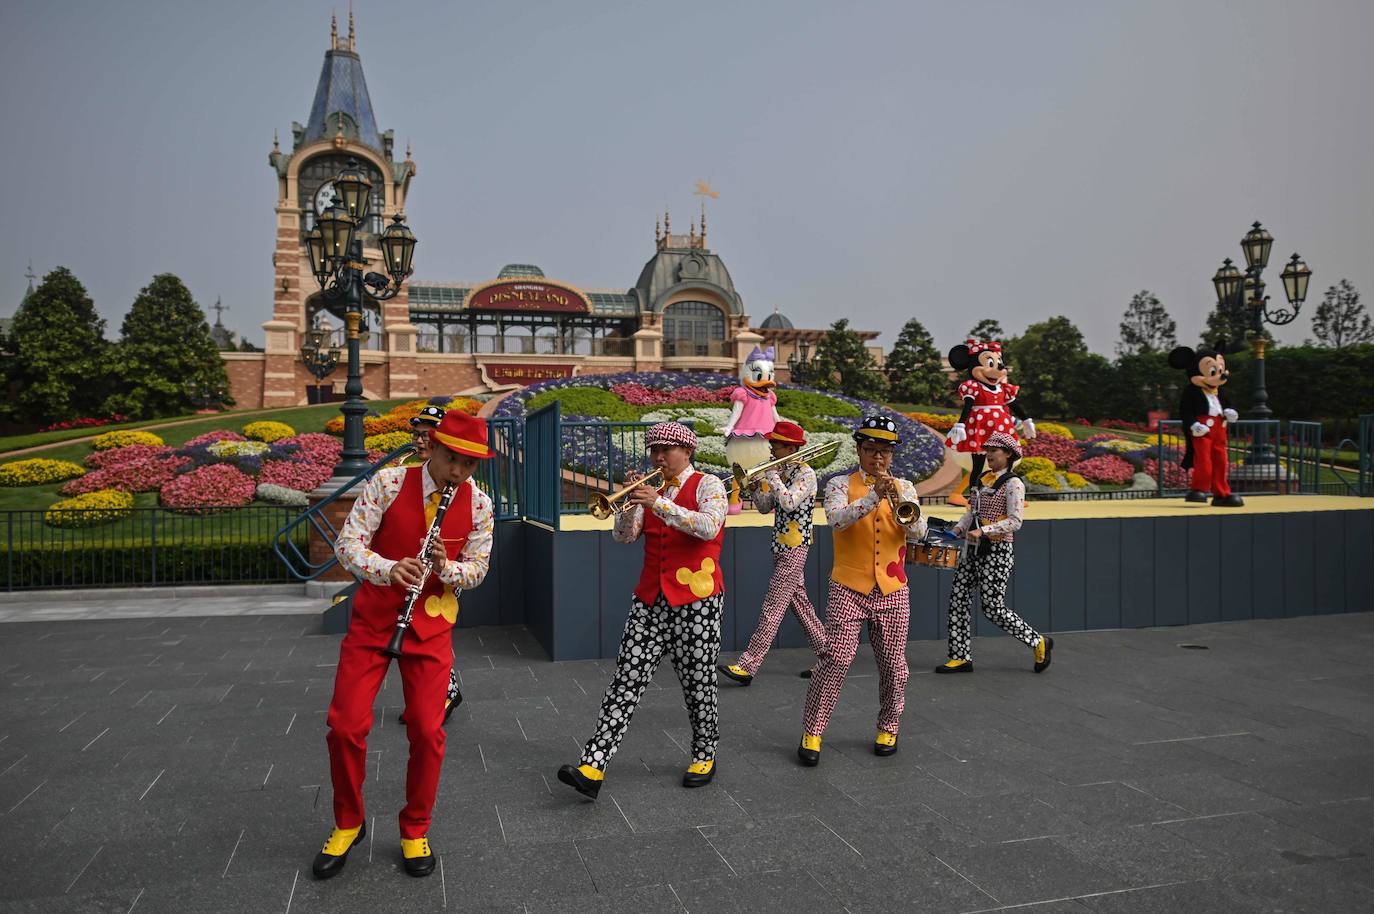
92, 430, 164, 450
0, 458, 88, 487
243, 420, 295, 443
44, 489, 135, 528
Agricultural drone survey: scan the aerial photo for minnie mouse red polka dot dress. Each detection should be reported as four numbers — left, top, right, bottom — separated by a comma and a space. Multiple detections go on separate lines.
947, 380, 1020, 453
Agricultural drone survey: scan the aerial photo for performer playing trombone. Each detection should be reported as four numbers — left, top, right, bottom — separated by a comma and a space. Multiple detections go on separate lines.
719, 421, 832, 686
798, 415, 926, 766
559, 421, 729, 799
312, 411, 493, 881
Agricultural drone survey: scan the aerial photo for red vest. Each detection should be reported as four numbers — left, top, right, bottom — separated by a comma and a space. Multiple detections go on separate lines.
634, 472, 725, 606
352, 467, 473, 643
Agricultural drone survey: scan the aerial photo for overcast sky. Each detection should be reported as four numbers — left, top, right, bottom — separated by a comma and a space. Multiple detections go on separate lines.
1, 0, 1370, 355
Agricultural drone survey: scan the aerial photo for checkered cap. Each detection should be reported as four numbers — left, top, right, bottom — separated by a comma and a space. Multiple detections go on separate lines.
410, 405, 446, 428
645, 421, 697, 451
853, 414, 901, 445
984, 431, 1022, 459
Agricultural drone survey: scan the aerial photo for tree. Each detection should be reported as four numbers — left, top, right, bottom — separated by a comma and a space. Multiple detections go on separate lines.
966, 318, 1005, 342
1201, 296, 1269, 348
883, 318, 947, 405
0, 267, 108, 425
812, 318, 889, 402
103, 274, 234, 419
1000, 316, 1090, 418
1311, 279, 1373, 349
1116, 290, 1177, 356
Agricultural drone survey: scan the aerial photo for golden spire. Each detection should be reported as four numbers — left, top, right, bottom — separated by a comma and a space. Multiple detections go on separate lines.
347, 2, 356, 50
331, 12, 338, 50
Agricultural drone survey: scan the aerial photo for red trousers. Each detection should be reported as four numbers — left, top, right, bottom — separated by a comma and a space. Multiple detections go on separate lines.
1189, 418, 1231, 498
325, 619, 451, 839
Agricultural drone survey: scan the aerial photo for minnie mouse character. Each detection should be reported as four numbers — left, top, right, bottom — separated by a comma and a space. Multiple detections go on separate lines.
1167, 340, 1245, 507
944, 340, 1035, 505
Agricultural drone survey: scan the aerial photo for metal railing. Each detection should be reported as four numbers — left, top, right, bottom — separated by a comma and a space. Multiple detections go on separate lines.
663, 339, 732, 358
5, 505, 305, 591
524, 401, 561, 528
481, 417, 522, 520
1154, 419, 1285, 497
561, 419, 656, 515
1285, 421, 1323, 495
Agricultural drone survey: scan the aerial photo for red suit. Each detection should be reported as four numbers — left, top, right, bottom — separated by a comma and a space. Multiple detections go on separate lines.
326, 468, 473, 839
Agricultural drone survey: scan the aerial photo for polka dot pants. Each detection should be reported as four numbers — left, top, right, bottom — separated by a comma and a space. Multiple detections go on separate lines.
802, 582, 910, 737
947, 541, 1041, 660
580, 591, 724, 769
446, 667, 459, 705
738, 546, 828, 675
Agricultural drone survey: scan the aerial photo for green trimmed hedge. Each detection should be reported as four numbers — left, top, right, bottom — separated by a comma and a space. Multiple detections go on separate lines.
5, 540, 295, 589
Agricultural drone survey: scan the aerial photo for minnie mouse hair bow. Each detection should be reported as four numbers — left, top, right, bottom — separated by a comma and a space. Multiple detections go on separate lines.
966, 339, 1002, 355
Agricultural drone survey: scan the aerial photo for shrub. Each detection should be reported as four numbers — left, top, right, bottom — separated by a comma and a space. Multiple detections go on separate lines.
527, 387, 643, 421
44, 489, 135, 528
184, 429, 246, 447
256, 483, 310, 507
243, 420, 295, 442
92, 430, 164, 450
365, 431, 413, 452
259, 460, 335, 492
160, 464, 257, 513
0, 458, 88, 487
61, 454, 190, 494
1069, 455, 1136, 485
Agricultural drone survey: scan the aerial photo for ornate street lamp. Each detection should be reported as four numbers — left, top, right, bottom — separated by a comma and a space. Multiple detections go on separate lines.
300, 322, 341, 402
788, 337, 814, 386
306, 157, 418, 477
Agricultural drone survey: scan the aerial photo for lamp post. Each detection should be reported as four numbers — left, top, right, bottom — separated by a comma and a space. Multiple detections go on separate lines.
299, 321, 341, 403
1211, 222, 1312, 465
787, 337, 815, 386
304, 158, 418, 477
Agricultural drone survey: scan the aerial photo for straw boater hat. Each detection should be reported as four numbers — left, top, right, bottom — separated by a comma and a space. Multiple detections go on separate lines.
410, 405, 446, 429
430, 412, 492, 459
767, 421, 807, 445
983, 431, 1022, 461
853, 414, 901, 445
645, 421, 697, 451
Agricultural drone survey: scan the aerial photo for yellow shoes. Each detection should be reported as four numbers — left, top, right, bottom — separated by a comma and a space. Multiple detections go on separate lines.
718, 664, 754, 686
874, 730, 899, 757
683, 759, 716, 788
798, 732, 822, 767
1034, 636, 1054, 673
400, 836, 435, 877
557, 763, 604, 799
311, 822, 365, 880
934, 658, 973, 674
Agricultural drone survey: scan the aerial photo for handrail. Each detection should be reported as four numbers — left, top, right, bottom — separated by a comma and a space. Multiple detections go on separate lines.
271, 444, 417, 581
1330, 438, 1361, 495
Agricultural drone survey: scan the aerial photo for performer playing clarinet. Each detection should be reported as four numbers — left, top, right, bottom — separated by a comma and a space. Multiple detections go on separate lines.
798, 415, 926, 766
558, 421, 728, 799
719, 421, 828, 686
311, 411, 493, 880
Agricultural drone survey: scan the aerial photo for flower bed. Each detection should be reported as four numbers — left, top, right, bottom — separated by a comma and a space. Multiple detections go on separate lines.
1069, 454, 1136, 485
365, 431, 413, 452
1035, 421, 1075, 439
40, 414, 128, 432
44, 489, 135, 528
1143, 456, 1190, 489
61, 454, 190, 495
1022, 434, 1084, 468
0, 458, 88, 487
1018, 456, 1061, 490
85, 444, 177, 469
259, 459, 335, 492
208, 439, 271, 458
185, 429, 246, 447
905, 411, 957, 433
256, 482, 311, 507
92, 430, 164, 450
243, 420, 295, 443
160, 464, 257, 513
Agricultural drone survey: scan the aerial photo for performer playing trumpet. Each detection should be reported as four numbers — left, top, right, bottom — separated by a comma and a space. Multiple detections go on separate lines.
798, 415, 926, 766
559, 421, 728, 799
312, 411, 493, 880
719, 421, 829, 686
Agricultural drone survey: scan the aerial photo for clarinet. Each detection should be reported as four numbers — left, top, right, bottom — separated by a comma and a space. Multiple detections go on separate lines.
383, 484, 458, 658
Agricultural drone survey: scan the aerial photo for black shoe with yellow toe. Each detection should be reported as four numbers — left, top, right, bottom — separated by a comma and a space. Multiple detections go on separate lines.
401, 836, 435, 877
312, 821, 366, 880
683, 760, 715, 788
874, 730, 899, 757
797, 733, 821, 767
557, 763, 603, 800
717, 664, 753, 686
1034, 636, 1054, 673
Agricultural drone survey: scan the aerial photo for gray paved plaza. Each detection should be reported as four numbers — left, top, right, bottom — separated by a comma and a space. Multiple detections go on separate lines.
1, 598, 1372, 913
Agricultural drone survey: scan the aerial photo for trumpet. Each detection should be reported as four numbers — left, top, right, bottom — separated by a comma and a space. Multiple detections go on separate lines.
731, 439, 840, 492
589, 468, 666, 519
880, 474, 921, 526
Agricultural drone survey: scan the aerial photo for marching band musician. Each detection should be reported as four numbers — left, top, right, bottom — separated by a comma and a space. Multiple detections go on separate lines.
936, 431, 1053, 675
798, 415, 926, 766
559, 421, 729, 799
718, 420, 829, 686
311, 411, 494, 881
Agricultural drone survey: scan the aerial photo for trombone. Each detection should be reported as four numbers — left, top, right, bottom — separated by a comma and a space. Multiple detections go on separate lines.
589, 468, 666, 520
880, 474, 922, 525
731, 439, 840, 493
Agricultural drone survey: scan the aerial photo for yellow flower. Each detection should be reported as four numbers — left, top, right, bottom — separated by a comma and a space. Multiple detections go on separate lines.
1035, 421, 1075, 439
365, 431, 414, 452
44, 488, 134, 527
778, 521, 804, 548
92, 430, 163, 450
675, 557, 717, 598
0, 458, 87, 487
423, 587, 459, 624
1063, 472, 1089, 489
243, 420, 295, 442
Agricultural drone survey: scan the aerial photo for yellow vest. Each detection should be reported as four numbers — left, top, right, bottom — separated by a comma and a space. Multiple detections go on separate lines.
831, 471, 908, 596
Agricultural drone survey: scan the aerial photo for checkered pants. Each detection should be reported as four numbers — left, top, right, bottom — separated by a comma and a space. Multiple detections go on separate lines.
580, 591, 724, 769
802, 581, 910, 737
738, 546, 828, 675
947, 541, 1040, 660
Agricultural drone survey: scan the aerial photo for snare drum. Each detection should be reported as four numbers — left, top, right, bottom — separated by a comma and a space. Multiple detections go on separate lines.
909, 528, 963, 571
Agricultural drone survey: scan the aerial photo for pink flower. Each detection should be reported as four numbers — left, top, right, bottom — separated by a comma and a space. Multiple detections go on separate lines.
1021, 435, 1083, 469
259, 459, 335, 492
62, 454, 191, 494
1069, 455, 1136, 485
85, 445, 178, 469
184, 430, 247, 447
160, 464, 257, 513
1143, 457, 1189, 488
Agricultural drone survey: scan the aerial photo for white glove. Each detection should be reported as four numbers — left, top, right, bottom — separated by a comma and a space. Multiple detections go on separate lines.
1019, 418, 1037, 440
947, 423, 968, 445
1222, 408, 1238, 424
1190, 421, 1209, 437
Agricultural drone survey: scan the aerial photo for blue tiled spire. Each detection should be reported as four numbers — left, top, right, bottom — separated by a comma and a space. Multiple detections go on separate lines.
302, 13, 384, 154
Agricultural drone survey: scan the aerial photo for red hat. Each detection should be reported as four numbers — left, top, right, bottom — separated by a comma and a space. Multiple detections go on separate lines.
430, 411, 492, 459
766, 421, 806, 445
645, 421, 697, 451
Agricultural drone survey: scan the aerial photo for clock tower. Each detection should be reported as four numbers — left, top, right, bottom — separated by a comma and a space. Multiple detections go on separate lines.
262, 12, 418, 406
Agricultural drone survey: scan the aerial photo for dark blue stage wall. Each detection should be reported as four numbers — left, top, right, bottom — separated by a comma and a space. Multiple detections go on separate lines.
451, 510, 1374, 662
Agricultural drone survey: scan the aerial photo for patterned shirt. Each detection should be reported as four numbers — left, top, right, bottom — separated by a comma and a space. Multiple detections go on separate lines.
954, 472, 1025, 543
823, 473, 927, 542
753, 462, 817, 553
612, 466, 729, 544
336, 464, 494, 589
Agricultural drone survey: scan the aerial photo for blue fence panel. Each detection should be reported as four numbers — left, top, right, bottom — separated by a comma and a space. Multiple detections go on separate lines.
1156, 419, 1283, 497
1361, 414, 1374, 497
478, 417, 522, 520
524, 401, 561, 529
1285, 421, 1322, 495
561, 420, 656, 515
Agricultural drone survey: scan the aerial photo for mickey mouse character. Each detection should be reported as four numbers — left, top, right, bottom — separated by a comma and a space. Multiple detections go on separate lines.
1168, 340, 1245, 507
944, 340, 1035, 505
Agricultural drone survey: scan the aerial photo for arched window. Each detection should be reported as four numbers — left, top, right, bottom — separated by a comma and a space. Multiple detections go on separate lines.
298, 154, 387, 240
663, 301, 726, 357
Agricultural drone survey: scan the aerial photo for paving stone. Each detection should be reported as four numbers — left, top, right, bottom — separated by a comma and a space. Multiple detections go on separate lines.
1075, 879, 1263, 914
1036, 782, 1192, 827
1122, 770, 1293, 817
931, 836, 1127, 907
574, 827, 730, 893
1158, 811, 1349, 872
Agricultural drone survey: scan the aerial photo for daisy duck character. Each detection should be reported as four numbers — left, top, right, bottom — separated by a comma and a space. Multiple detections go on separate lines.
722, 345, 782, 514
944, 339, 1036, 506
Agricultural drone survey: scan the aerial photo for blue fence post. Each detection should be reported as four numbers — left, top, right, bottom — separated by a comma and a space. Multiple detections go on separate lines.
525, 401, 562, 529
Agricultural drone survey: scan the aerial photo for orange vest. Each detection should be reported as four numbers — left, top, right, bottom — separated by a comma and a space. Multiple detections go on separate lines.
634, 472, 726, 605
831, 471, 909, 596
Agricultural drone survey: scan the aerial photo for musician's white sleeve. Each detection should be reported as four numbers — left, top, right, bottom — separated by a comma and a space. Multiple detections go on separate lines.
334, 470, 402, 585
653, 471, 728, 541
899, 479, 927, 541
824, 475, 878, 531
438, 488, 494, 588
612, 503, 644, 543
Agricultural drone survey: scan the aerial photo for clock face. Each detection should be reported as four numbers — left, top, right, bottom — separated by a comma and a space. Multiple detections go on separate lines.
313, 181, 337, 216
